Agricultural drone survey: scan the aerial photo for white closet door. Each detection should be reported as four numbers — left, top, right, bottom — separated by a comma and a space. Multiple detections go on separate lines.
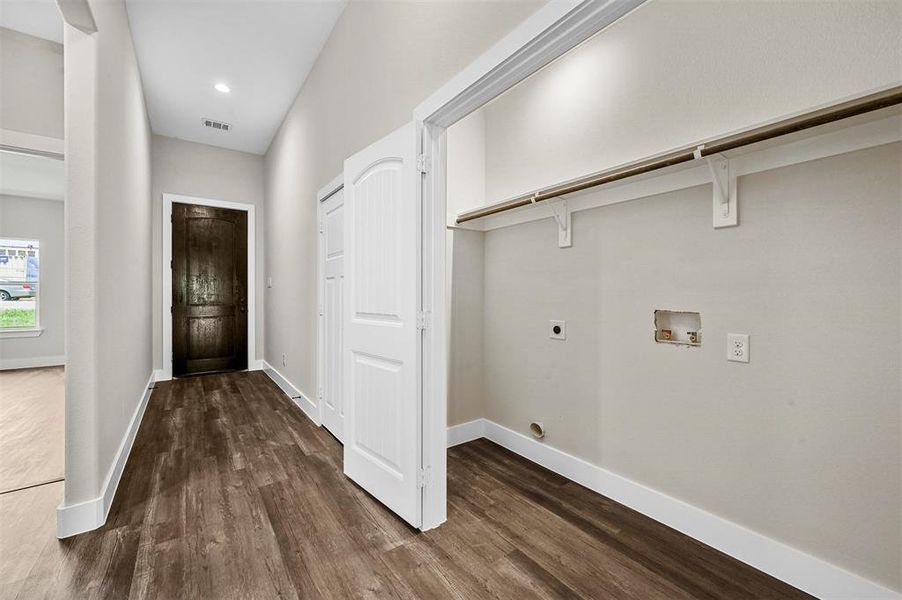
321, 188, 345, 442
343, 122, 420, 527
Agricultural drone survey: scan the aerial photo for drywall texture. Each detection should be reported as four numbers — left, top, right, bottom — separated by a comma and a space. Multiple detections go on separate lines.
481, 143, 902, 591
0, 195, 64, 365
483, 0, 902, 203
151, 135, 265, 369
264, 0, 542, 399
63, 0, 152, 507
0, 27, 63, 138
446, 109, 486, 223
447, 228, 485, 426
446, 110, 489, 425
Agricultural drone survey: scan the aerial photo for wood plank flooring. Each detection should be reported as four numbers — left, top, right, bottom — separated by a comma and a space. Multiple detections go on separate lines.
0, 366, 65, 493
1, 371, 812, 599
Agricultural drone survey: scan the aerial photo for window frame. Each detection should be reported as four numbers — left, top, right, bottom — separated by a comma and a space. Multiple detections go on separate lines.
0, 237, 43, 338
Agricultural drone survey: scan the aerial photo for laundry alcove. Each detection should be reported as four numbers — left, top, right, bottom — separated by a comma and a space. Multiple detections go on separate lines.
439, 1, 902, 594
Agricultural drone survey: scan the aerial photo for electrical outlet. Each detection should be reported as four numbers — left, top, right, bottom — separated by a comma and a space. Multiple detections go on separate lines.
727, 333, 749, 363
549, 320, 566, 340
281, 353, 287, 367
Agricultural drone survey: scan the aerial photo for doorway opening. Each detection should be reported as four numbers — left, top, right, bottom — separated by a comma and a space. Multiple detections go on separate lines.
0, 139, 66, 499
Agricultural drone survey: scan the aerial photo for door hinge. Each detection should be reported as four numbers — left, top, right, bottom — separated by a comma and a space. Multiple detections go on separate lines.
416, 468, 428, 489
416, 154, 429, 174
416, 310, 430, 331
170, 259, 173, 270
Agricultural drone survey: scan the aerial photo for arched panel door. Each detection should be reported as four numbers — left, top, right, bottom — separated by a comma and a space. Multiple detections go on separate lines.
342, 122, 420, 527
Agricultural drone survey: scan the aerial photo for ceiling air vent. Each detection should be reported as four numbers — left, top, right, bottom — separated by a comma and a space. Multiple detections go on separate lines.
201, 117, 231, 132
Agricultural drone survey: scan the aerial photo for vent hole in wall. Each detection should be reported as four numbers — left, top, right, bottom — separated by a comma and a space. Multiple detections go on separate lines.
530, 422, 545, 440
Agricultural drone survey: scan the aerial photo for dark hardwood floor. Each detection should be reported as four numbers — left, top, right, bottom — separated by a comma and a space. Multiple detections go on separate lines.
3, 371, 812, 599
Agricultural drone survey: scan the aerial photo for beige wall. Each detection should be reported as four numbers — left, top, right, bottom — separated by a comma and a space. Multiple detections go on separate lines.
483, 0, 902, 204
151, 134, 265, 370
447, 228, 485, 426
64, 0, 152, 507
264, 0, 543, 397
480, 143, 902, 591
0, 195, 65, 365
0, 27, 63, 138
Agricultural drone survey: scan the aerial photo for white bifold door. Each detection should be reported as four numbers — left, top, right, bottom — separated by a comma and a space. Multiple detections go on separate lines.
343, 122, 421, 527
320, 188, 345, 442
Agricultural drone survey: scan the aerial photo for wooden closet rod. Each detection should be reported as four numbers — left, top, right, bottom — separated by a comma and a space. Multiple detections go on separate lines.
456, 85, 902, 225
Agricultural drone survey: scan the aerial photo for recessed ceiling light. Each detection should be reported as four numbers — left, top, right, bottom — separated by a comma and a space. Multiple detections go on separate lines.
214, 83, 231, 93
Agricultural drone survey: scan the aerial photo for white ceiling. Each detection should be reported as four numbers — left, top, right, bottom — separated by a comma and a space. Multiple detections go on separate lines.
126, 0, 347, 155
0, 150, 65, 201
0, 0, 63, 43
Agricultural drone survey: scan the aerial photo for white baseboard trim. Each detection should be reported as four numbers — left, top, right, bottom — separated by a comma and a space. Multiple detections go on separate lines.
0, 355, 66, 370
261, 361, 318, 426
448, 418, 899, 600
57, 371, 155, 538
447, 419, 485, 447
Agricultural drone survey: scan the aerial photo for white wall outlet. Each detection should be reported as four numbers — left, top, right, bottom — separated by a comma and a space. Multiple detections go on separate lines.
550, 320, 566, 340
727, 333, 749, 363
281, 353, 287, 367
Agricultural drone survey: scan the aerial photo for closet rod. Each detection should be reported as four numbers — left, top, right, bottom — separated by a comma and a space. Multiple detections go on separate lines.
456, 85, 902, 225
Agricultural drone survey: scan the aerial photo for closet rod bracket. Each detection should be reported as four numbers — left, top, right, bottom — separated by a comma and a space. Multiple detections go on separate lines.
533, 193, 572, 248
696, 145, 738, 228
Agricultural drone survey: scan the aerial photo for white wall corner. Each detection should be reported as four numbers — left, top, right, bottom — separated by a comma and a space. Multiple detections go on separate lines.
261, 361, 319, 425
447, 419, 901, 599
446, 419, 486, 447
57, 372, 155, 538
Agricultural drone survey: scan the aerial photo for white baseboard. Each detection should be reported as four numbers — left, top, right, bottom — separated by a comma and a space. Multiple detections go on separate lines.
447, 419, 485, 447
57, 372, 155, 538
261, 361, 318, 425
448, 418, 899, 600
0, 355, 66, 370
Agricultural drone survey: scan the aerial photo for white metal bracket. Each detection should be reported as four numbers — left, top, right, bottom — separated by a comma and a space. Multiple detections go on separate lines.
533, 194, 572, 247
695, 145, 738, 228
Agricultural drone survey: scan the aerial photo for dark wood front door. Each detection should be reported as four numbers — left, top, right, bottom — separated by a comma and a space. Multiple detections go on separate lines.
172, 203, 248, 377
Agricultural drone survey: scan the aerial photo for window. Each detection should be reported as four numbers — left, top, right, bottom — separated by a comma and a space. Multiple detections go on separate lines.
0, 239, 40, 331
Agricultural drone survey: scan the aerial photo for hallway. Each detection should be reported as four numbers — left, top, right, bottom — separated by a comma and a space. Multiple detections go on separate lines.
1, 371, 808, 599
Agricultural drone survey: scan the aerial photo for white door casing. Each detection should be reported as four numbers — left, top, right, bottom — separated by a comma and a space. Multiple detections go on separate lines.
320, 188, 345, 442
343, 122, 421, 527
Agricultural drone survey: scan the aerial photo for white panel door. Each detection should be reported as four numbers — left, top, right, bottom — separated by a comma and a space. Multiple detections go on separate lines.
343, 122, 420, 527
321, 188, 345, 442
